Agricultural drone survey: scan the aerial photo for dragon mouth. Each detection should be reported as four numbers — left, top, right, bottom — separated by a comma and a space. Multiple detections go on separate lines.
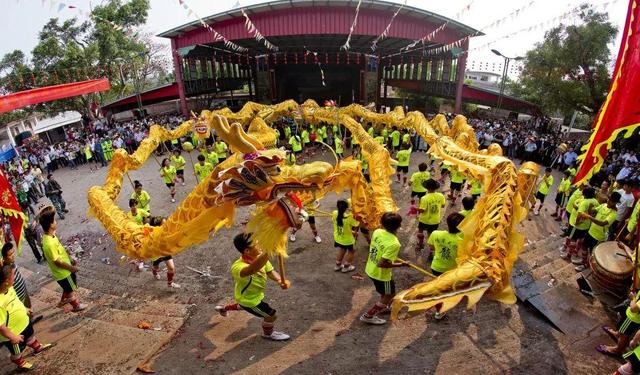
195, 125, 208, 135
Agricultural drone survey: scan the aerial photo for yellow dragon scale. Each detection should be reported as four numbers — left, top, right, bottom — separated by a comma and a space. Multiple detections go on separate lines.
87, 100, 539, 319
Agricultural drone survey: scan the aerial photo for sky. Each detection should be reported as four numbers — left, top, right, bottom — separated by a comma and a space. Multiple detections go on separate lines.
0, 0, 629, 77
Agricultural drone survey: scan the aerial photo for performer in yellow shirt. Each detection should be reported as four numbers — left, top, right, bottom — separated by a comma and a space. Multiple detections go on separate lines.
332, 200, 360, 273
533, 168, 554, 216
417, 179, 446, 256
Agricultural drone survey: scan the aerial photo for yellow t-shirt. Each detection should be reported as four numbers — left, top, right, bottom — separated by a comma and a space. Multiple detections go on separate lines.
391, 130, 401, 147
374, 136, 385, 145
171, 155, 186, 170
419, 192, 446, 225
131, 191, 151, 212
428, 230, 463, 273
332, 211, 359, 246
573, 198, 599, 230
396, 149, 411, 167
588, 204, 617, 241
410, 171, 431, 193
301, 130, 310, 144
215, 142, 228, 158
128, 209, 150, 225
161, 166, 177, 184
628, 201, 640, 233
335, 138, 344, 155
538, 175, 554, 195
470, 179, 482, 195
0, 287, 29, 342
365, 229, 400, 281
194, 162, 214, 181
459, 209, 473, 218
42, 234, 72, 281
451, 169, 465, 184
566, 189, 583, 215
558, 177, 571, 194
289, 136, 302, 152
206, 151, 219, 166
231, 257, 273, 307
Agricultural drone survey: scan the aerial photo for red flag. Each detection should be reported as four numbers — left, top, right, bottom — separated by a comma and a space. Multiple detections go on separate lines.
0, 167, 26, 249
574, 0, 640, 184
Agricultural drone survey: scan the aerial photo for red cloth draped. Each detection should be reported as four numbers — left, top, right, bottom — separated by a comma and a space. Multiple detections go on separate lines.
0, 167, 26, 249
0, 78, 110, 113
574, 0, 640, 184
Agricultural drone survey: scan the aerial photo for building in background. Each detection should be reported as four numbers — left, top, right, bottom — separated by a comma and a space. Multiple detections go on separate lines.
464, 70, 501, 91
0, 111, 82, 148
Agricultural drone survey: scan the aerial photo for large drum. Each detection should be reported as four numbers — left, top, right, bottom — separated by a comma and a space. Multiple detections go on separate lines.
589, 241, 634, 292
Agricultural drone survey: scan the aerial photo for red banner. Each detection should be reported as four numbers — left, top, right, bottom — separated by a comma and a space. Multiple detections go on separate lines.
0, 78, 111, 113
574, 0, 640, 184
0, 168, 26, 249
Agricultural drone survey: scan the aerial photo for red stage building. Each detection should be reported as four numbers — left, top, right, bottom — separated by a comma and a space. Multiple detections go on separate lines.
155, 0, 536, 115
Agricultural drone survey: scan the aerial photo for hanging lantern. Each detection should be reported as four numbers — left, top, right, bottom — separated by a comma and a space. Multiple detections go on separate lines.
313, 53, 318, 64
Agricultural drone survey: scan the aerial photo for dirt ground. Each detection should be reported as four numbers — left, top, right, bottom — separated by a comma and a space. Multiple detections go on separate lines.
15, 145, 622, 374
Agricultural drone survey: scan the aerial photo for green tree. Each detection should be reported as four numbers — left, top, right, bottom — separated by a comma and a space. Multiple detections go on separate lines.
510, 4, 617, 118
0, 0, 162, 119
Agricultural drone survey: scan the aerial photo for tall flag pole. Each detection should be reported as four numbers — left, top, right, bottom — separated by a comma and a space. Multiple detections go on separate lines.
574, 0, 640, 185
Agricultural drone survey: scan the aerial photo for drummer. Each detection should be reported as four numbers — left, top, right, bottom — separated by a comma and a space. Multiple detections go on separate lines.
574, 192, 620, 272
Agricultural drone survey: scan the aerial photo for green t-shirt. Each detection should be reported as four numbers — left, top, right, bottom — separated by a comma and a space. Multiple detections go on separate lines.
131, 190, 151, 212
0, 287, 29, 342
171, 155, 186, 170
459, 209, 473, 218
628, 201, 640, 233
566, 189, 583, 215
367, 127, 375, 137
538, 175, 554, 195
42, 234, 72, 281
428, 230, 463, 273
558, 177, 571, 194
332, 211, 359, 246
374, 136, 385, 145
231, 257, 274, 307
382, 128, 389, 140
451, 169, 465, 184
402, 133, 411, 145
573, 198, 599, 230
419, 192, 446, 225
301, 130, 310, 144
335, 138, 344, 155
284, 127, 292, 139
128, 208, 150, 225
588, 204, 617, 241
285, 153, 296, 166
626, 295, 640, 323
391, 131, 401, 147
206, 151, 219, 166
161, 166, 177, 184
470, 179, 482, 195
215, 142, 228, 158
289, 135, 302, 152
365, 229, 400, 282
396, 149, 411, 167
410, 171, 431, 193
195, 162, 214, 181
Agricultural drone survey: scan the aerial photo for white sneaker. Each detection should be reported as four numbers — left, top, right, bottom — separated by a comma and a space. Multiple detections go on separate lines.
168, 282, 181, 289
72, 303, 87, 312
171, 198, 176, 203
289, 233, 296, 242
359, 314, 386, 325
574, 265, 587, 272
434, 311, 447, 320
559, 250, 568, 259
571, 255, 583, 265
154, 273, 161, 280
314, 235, 322, 243
214, 305, 228, 317
341, 265, 356, 273
334, 264, 343, 271
181, 182, 186, 186
262, 331, 290, 341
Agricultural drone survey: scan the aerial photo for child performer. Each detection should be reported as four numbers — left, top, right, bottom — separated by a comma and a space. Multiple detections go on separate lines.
171, 149, 186, 186
332, 199, 360, 273
360, 212, 407, 325
160, 158, 177, 203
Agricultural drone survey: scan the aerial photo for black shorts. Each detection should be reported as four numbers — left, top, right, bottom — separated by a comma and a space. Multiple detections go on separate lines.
56, 273, 78, 293
411, 191, 426, 198
450, 181, 462, 191
418, 222, 439, 233
240, 301, 276, 318
624, 350, 640, 372
570, 227, 588, 241
307, 215, 316, 225
334, 241, 354, 251
165, 182, 175, 188
397, 166, 409, 173
583, 233, 599, 252
360, 227, 369, 235
3, 322, 34, 355
218, 157, 226, 164
152, 255, 173, 266
431, 269, 443, 277
555, 192, 565, 206
176, 169, 184, 177
370, 277, 395, 296
472, 193, 481, 201
618, 315, 640, 337
535, 191, 547, 202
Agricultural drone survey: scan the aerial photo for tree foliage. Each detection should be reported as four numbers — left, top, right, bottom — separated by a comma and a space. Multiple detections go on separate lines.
0, 0, 170, 121
509, 4, 617, 118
